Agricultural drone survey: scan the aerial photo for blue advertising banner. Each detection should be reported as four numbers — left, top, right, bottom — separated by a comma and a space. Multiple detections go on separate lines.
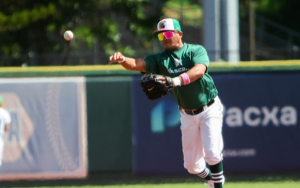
131, 72, 300, 174
215, 72, 300, 173
131, 75, 186, 175
0, 77, 87, 181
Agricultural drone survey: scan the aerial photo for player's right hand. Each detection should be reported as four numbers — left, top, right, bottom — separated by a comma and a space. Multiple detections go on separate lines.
109, 52, 125, 65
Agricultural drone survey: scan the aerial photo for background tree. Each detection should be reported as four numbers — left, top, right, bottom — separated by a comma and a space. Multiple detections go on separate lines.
240, 0, 300, 45
0, 0, 168, 66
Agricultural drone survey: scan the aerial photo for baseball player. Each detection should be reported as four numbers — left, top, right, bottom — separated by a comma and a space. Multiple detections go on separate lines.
0, 95, 11, 171
109, 18, 225, 188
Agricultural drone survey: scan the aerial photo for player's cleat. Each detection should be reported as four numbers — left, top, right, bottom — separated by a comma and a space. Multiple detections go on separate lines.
204, 180, 214, 188
204, 177, 225, 188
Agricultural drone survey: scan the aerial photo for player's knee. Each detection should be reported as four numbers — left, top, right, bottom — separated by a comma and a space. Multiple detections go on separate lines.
184, 163, 206, 174
205, 150, 223, 165
184, 165, 199, 174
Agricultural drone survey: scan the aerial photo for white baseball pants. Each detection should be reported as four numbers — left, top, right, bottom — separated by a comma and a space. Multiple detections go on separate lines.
180, 96, 224, 174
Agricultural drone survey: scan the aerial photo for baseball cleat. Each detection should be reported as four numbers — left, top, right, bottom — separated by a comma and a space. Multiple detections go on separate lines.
204, 180, 214, 188
204, 177, 225, 188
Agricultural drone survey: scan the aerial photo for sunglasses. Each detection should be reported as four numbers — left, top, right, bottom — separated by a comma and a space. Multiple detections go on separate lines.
157, 31, 176, 41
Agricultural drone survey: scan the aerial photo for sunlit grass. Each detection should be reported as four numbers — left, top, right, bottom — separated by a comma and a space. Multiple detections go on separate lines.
2, 172, 300, 188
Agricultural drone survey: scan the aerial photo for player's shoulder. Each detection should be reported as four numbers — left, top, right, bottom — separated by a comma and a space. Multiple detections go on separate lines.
0, 108, 10, 121
185, 43, 206, 50
0, 107, 7, 112
184, 43, 208, 58
0, 108, 10, 115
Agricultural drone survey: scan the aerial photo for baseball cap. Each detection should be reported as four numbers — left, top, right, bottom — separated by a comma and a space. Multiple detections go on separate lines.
152, 18, 182, 34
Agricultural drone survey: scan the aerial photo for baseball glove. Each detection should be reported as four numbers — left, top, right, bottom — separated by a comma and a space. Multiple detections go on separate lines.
140, 73, 173, 100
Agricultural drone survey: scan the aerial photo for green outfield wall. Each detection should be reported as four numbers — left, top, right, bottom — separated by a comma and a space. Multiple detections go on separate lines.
86, 77, 133, 172
0, 60, 299, 173
0, 60, 300, 77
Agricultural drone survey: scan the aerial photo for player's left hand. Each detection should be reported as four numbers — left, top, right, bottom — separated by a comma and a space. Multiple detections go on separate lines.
140, 73, 173, 100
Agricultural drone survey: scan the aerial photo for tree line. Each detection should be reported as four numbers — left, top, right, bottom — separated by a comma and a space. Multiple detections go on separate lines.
0, 0, 299, 66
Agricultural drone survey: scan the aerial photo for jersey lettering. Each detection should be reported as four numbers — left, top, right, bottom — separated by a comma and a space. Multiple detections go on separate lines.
168, 67, 190, 74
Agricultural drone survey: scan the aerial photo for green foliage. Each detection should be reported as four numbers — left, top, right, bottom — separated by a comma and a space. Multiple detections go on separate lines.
255, 0, 300, 32
0, 0, 204, 66
240, 0, 300, 36
163, 0, 202, 27
0, 0, 169, 66
239, 0, 300, 49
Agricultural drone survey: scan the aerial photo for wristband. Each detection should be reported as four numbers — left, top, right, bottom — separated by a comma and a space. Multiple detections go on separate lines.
180, 73, 190, 85
118, 56, 126, 63
172, 77, 181, 87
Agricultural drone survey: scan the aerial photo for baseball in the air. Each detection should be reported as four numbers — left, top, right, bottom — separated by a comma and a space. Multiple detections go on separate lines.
64, 30, 74, 41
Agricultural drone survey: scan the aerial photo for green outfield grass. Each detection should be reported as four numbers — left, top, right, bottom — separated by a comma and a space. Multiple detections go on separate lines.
1, 172, 300, 188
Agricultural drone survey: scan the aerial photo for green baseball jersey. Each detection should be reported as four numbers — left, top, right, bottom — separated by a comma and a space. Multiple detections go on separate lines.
144, 43, 218, 110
